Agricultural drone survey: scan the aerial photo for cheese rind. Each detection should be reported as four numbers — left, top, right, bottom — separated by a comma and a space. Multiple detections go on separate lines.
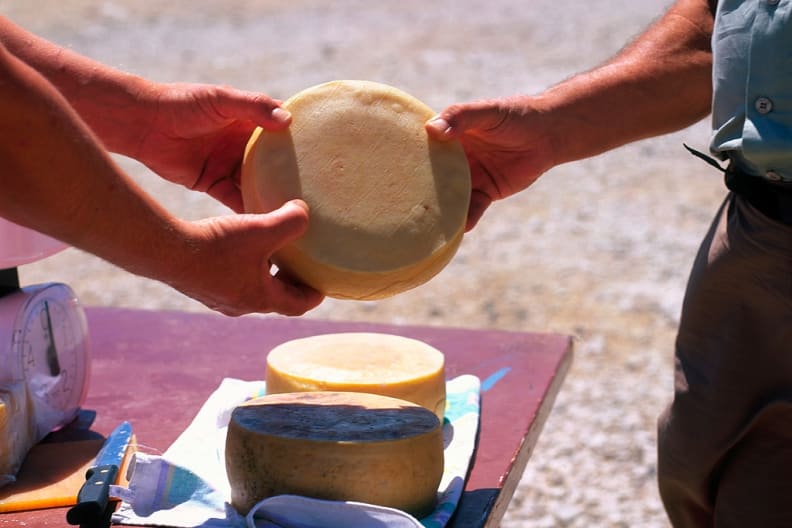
225, 391, 443, 517
265, 332, 446, 420
241, 80, 471, 300
0, 382, 35, 488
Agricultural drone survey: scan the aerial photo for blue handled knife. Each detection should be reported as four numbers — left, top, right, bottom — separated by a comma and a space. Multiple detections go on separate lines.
66, 421, 133, 526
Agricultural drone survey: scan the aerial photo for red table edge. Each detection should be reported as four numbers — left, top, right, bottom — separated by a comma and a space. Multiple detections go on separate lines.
481, 343, 573, 527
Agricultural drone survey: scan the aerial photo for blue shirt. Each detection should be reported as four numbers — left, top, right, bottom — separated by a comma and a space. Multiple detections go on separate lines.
710, 0, 792, 182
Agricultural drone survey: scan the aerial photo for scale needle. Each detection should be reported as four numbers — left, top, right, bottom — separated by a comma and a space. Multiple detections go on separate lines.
44, 301, 61, 376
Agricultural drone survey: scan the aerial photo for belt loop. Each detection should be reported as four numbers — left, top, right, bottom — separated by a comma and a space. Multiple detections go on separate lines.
683, 143, 726, 173
683, 144, 792, 225
682, 143, 737, 192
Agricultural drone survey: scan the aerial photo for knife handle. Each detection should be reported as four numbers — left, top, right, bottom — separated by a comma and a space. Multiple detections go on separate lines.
66, 464, 119, 526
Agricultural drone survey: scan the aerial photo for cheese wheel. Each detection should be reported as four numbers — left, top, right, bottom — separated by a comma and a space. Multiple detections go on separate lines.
265, 332, 446, 420
0, 382, 35, 486
225, 391, 443, 517
241, 80, 471, 300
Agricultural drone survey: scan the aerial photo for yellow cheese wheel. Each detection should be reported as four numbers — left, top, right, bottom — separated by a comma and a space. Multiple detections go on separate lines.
265, 332, 446, 420
241, 80, 471, 300
0, 382, 35, 486
225, 391, 443, 517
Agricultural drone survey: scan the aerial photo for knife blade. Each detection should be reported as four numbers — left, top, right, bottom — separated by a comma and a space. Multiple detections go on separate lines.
66, 421, 133, 526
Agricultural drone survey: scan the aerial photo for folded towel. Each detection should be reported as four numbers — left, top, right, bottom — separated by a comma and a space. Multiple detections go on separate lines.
111, 375, 480, 528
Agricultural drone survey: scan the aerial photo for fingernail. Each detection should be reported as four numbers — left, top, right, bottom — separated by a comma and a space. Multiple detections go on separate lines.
428, 117, 452, 135
288, 199, 309, 214
272, 107, 292, 123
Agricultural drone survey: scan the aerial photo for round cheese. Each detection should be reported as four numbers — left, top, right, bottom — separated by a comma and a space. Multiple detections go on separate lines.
225, 391, 444, 517
241, 80, 471, 300
265, 332, 446, 420
0, 381, 35, 484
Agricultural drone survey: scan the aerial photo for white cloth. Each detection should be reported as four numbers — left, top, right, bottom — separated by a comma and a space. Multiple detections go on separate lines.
112, 375, 481, 528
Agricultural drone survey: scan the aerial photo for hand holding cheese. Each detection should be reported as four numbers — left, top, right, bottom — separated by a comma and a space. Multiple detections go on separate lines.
0, 17, 322, 317
225, 391, 444, 518
242, 80, 471, 300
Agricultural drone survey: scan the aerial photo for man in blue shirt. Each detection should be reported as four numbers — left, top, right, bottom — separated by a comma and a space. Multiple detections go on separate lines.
427, 0, 792, 525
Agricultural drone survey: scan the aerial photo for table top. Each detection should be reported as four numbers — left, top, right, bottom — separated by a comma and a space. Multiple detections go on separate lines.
4, 306, 573, 527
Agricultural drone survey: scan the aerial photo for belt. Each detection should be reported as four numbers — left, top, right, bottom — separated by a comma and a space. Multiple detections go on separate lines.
684, 144, 792, 226
724, 164, 792, 225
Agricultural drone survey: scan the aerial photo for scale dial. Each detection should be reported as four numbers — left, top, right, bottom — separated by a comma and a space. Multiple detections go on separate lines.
0, 283, 91, 440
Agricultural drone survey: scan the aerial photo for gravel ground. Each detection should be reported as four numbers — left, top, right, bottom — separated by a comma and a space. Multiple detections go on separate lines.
7, 1, 728, 526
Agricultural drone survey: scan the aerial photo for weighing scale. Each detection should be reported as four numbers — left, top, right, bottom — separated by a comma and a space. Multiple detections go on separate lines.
0, 221, 91, 443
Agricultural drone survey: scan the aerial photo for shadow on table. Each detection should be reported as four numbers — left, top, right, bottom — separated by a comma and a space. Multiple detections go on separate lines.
450, 487, 500, 527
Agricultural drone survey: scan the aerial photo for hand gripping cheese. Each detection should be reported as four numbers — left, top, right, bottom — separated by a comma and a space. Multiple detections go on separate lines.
225, 391, 444, 517
241, 80, 471, 300
265, 332, 446, 420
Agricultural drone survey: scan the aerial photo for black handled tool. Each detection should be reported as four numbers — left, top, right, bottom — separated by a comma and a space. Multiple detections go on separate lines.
66, 421, 133, 527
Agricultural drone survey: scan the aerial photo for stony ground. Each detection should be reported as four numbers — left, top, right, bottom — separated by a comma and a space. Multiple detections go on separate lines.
8, 1, 728, 525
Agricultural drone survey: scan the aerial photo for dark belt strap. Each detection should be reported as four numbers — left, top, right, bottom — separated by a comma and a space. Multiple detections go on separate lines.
684, 144, 792, 226
724, 164, 792, 225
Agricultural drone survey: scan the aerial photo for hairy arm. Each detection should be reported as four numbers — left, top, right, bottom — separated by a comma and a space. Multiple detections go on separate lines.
538, 0, 715, 165
427, 0, 716, 229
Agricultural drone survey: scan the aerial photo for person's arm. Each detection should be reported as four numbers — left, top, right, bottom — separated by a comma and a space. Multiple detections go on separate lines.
0, 15, 152, 158
427, 0, 715, 229
0, 42, 322, 316
534, 0, 714, 163
0, 15, 289, 212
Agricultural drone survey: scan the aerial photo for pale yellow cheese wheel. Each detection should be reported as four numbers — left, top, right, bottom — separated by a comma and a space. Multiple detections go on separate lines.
0, 381, 35, 485
265, 332, 446, 420
241, 80, 471, 300
225, 391, 444, 517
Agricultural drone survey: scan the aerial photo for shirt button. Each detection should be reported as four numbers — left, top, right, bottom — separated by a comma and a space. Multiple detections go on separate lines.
766, 170, 783, 181
755, 96, 774, 114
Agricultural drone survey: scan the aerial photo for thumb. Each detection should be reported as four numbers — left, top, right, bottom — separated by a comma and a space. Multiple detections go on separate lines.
426, 100, 507, 140
209, 87, 292, 130
257, 199, 310, 250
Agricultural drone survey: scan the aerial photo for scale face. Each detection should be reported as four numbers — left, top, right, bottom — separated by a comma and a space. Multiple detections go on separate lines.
0, 283, 91, 440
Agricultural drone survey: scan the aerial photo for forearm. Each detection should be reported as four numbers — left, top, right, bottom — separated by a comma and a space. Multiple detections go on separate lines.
0, 43, 189, 285
0, 15, 153, 158
537, 0, 714, 165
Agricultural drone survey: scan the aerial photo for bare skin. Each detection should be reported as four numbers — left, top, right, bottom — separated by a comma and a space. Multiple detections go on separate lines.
0, 16, 323, 316
426, 0, 715, 231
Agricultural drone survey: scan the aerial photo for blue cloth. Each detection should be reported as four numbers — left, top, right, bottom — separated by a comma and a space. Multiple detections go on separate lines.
710, 0, 792, 181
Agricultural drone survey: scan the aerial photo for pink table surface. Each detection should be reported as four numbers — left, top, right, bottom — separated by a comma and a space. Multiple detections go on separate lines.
5, 306, 573, 527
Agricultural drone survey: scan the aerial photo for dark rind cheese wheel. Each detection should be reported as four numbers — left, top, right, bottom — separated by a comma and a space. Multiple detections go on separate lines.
225, 391, 444, 517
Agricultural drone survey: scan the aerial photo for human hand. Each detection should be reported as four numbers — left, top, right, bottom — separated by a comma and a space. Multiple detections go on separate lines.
426, 96, 556, 231
170, 200, 324, 317
133, 83, 291, 212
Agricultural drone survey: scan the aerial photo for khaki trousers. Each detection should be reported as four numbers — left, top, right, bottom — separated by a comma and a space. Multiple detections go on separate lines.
658, 192, 792, 527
